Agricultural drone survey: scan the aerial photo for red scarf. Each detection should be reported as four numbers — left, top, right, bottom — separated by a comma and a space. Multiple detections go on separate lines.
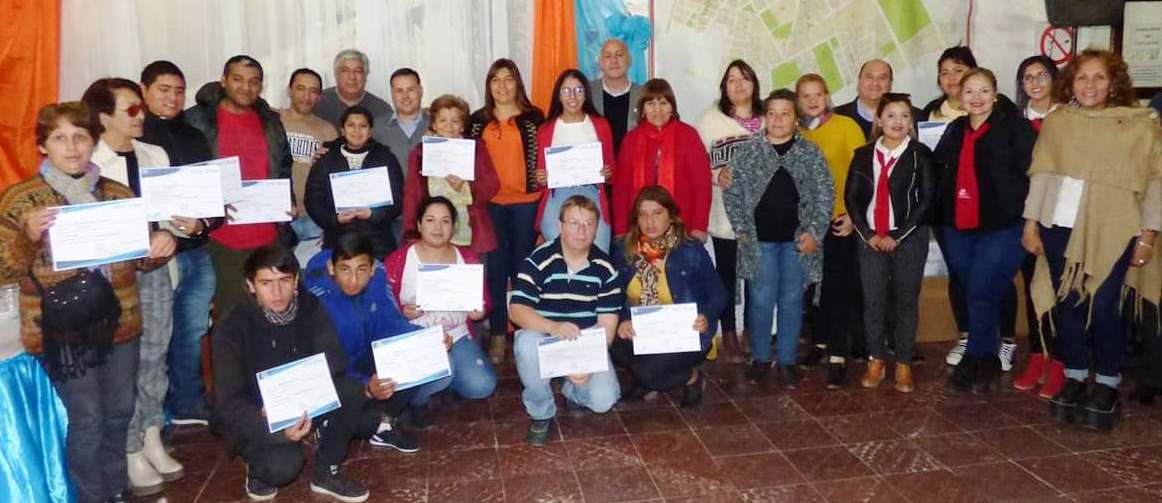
874, 149, 899, 237
1031, 118, 1043, 132
632, 120, 679, 196
955, 121, 991, 230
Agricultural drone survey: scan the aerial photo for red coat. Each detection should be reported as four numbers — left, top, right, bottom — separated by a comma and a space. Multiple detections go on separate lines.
402, 139, 500, 254
612, 120, 712, 235
383, 242, 492, 340
533, 115, 616, 232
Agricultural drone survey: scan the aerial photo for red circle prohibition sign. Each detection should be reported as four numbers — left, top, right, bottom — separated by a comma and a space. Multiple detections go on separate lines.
1041, 26, 1076, 65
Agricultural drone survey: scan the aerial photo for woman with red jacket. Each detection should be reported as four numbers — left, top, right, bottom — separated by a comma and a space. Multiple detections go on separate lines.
401, 94, 500, 255
612, 79, 712, 240
534, 69, 615, 251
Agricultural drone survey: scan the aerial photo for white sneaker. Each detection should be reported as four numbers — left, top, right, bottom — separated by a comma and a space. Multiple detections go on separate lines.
999, 341, 1017, 372
945, 337, 968, 366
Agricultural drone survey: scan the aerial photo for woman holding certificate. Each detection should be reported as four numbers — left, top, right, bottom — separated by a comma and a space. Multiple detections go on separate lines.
401, 94, 500, 255
533, 69, 615, 252
0, 102, 175, 503
610, 187, 726, 407
305, 105, 405, 260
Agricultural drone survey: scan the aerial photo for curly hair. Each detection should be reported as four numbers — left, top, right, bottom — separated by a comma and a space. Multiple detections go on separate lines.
1054, 49, 1136, 107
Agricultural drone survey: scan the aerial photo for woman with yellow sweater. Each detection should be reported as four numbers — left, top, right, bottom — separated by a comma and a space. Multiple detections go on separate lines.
795, 74, 866, 388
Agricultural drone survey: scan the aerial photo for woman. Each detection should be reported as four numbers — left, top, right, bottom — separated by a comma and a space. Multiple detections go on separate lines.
468, 59, 545, 365
934, 68, 1036, 394
1023, 49, 1162, 431
724, 89, 834, 387
402, 94, 500, 255
796, 73, 867, 387
305, 105, 405, 260
696, 60, 763, 363
611, 187, 726, 407
534, 69, 615, 252
81, 77, 186, 496
0, 102, 175, 503
1011, 55, 1064, 397
386, 197, 498, 402
612, 79, 712, 241
846, 93, 936, 393
922, 47, 977, 122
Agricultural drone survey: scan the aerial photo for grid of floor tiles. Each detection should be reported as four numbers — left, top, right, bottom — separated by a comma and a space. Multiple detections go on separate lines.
147, 343, 1162, 503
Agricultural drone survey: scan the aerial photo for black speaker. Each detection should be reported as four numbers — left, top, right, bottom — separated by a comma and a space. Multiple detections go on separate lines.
1045, 0, 1125, 26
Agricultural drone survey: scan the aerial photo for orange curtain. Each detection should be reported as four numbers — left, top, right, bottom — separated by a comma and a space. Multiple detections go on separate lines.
532, 0, 579, 114
0, 0, 60, 190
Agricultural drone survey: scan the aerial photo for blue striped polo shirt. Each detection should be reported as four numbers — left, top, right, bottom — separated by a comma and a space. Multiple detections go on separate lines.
511, 239, 624, 329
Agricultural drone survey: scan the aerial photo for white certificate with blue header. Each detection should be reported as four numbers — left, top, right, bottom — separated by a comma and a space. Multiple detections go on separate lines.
329, 166, 393, 212
255, 352, 341, 433
229, 179, 293, 224
631, 303, 701, 355
537, 327, 609, 379
416, 263, 484, 312
545, 142, 604, 189
371, 326, 452, 391
139, 164, 226, 221
48, 198, 150, 271
421, 136, 476, 180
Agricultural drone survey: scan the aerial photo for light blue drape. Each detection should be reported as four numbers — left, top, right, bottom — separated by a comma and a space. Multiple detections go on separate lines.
574, 0, 652, 84
0, 353, 73, 503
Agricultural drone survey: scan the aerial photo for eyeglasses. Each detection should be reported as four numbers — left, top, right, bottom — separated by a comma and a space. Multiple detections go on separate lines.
120, 104, 143, 117
1022, 72, 1052, 84
559, 86, 586, 98
563, 218, 596, 231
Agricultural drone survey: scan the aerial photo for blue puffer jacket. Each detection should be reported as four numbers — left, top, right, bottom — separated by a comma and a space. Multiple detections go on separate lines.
304, 250, 421, 383
612, 237, 728, 350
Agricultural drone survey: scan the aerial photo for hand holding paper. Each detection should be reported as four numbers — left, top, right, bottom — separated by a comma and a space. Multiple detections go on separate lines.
255, 353, 341, 433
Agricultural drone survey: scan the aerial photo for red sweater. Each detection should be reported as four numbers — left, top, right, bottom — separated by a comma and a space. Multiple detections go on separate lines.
383, 243, 492, 339
533, 115, 616, 232
612, 120, 712, 235
401, 139, 500, 254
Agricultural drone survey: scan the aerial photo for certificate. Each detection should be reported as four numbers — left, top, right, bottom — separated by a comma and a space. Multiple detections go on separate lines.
545, 142, 604, 189
917, 121, 948, 151
370, 326, 451, 391
139, 165, 226, 221
1124, 2, 1162, 88
631, 303, 702, 355
196, 156, 242, 202
537, 327, 609, 379
255, 352, 341, 433
416, 263, 484, 312
329, 166, 393, 212
228, 179, 292, 224
48, 198, 150, 271
421, 136, 476, 180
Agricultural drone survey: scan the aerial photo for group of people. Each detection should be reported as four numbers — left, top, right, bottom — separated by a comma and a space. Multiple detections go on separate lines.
1, 36, 1161, 503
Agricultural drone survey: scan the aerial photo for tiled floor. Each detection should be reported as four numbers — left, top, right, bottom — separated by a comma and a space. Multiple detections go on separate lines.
146, 343, 1162, 503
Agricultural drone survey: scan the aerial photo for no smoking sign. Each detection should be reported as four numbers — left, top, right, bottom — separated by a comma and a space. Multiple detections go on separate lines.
1041, 26, 1076, 65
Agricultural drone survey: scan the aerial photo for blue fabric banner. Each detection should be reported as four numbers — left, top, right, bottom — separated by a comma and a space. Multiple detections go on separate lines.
574, 0, 652, 84
0, 353, 73, 503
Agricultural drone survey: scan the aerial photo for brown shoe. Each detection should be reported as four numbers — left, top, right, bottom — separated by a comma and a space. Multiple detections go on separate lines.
489, 334, 507, 365
861, 358, 886, 388
894, 363, 915, 393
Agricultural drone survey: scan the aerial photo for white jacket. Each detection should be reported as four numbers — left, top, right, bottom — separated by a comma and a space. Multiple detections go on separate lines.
91, 138, 171, 188
696, 107, 753, 240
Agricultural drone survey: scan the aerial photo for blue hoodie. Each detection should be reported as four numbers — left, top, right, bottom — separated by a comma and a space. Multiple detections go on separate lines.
304, 250, 421, 383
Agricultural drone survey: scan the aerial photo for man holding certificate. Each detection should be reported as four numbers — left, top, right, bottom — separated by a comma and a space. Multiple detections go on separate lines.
212, 246, 383, 502
510, 195, 624, 446
610, 187, 726, 408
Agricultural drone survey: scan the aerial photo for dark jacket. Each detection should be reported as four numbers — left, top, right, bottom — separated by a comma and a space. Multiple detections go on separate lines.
305, 140, 405, 258
834, 99, 923, 139
210, 293, 347, 453
611, 238, 728, 351
933, 105, 1036, 231
184, 82, 293, 192
845, 140, 937, 243
142, 110, 224, 251
468, 109, 544, 194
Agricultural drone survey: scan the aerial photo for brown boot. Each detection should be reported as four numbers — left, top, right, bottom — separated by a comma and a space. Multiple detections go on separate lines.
489, 334, 507, 365
861, 358, 886, 388
894, 363, 915, 393
721, 329, 745, 364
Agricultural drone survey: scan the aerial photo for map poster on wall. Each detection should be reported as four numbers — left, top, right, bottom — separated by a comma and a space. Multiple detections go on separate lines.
1123, 2, 1162, 88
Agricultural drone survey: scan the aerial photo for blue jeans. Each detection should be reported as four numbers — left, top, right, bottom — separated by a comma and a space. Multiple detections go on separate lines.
540, 185, 611, 252
939, 224, 1027, 359
514, 329, 620, 420
166, 246, 216, 415
746, 241, 805, 365
486, 202, 539, 335
447, 336, 498, 399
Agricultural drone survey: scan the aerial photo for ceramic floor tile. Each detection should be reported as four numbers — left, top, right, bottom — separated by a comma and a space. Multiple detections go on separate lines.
811, 475, 906, 503
502, 472, 584, 503
848, 439, 944, 475
575, 465, 661, 503
756, 420, 841, 451
696, 424, 775, 457
782, 446, 874, 482
714, 452, 805, 490
972, 426, 1068, 459
819, 412, 901, 444
564, 435, 642, 471
913, 432, 1006, 467
1017, 454, 1122, 494
427, 478, 504, 503
498, 442, 573, 478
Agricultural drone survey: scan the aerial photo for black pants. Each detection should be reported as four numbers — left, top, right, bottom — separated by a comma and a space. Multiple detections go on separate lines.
712, 237, 741, 332
858, 230, 929, 365
1136, 301, 1162, 389
239, 378, 381, 487
610, 337, 707, 392
819, 231, 864, 359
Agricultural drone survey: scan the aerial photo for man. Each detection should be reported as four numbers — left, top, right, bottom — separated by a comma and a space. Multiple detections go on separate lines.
186, 55, 293, 319
139, 60, 222, 427
373, 67, 428, 243
589, 38, 641, 154
511, 195, 623, 446
304, 232, 450, 435
212, 245, 383, 502
834, 59, 922, 138
315, 49, 393, 127
280, 68, 339, 265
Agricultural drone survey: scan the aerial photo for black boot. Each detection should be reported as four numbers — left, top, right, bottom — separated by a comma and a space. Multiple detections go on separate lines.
681, 369, 705, 408
776, 364, 799, 390
972, 357, 1001, 395
1082, 383, 1120, 432
949, 355, 977, 392
1050, 379, 1087, 424
825, 362, 847, 390
1134, 382, 1161, 405
747, 360, 772, 384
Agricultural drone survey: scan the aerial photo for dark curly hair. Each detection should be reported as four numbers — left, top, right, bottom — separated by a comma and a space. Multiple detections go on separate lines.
1054, 49, 1136, 107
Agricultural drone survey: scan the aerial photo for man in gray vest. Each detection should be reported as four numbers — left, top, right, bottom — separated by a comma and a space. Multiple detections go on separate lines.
315, 49, 392, 127
372, 67, 429, 243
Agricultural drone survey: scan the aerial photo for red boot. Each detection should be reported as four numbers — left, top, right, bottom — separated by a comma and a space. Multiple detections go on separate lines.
1038, 360, 1067, 400
1013, 353, 1047, 391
